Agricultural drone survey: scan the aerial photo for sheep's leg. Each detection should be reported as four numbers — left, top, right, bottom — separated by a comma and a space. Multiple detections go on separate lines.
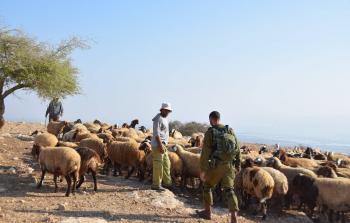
113, 162, 119, 176
242, 192, 250, 210
261, 202, 267, 221
284, 192, 292, 209
126, 166, 135, 179
76, 175, 85, 189
71, 172, 77, 195
328, 209, 334, 223
54, 175, 58, 193
180, 175, 186, 190
65, 175, 72, 197
92, 171, 97, 191
341, 212, 345, 223
138, 168, 145, 182
37, 169, 46, 189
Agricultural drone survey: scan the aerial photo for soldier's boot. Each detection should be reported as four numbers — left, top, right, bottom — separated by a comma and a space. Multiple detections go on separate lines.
231, 211, 238, 223
196, 204, 211, 220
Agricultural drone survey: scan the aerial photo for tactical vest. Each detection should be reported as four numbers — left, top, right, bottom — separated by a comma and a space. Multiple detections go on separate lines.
210, 125, 238, 163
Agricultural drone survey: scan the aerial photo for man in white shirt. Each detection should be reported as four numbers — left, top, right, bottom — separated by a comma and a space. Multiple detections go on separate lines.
151, 103, 173, 191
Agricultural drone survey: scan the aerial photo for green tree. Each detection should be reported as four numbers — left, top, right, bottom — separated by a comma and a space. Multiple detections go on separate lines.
169, 120, 210, 136
0, 26, 88, 128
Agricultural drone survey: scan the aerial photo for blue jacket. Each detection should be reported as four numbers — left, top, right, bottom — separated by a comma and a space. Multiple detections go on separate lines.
46, 100, 63, 117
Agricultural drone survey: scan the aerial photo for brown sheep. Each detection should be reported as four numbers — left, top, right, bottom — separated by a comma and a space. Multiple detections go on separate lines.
33, 133, 58, 148
279, 149, 318, 169
32, 146, 80, 197
79, 138, 107, 162
57, 141, 79, 148
75, 147, 102, 191
114, 136, 137, 143
97, 132, 114, 144
75, 130, 100, 142
47, 121, 67, 137
107, 141, 146, 180
317, 166, 338, 178
111, 128, 129, 138
144, 151, 183, 185
83, 122, 101, 133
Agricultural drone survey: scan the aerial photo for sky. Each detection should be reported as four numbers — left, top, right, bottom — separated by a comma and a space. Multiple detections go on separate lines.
1, 1, 350, 146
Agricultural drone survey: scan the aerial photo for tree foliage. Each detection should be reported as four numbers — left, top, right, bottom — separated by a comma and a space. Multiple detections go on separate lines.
169, 120, 210, 136
0, 26, 89, 99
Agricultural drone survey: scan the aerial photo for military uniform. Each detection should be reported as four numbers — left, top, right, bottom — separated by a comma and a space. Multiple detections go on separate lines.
200, 124, 241, 212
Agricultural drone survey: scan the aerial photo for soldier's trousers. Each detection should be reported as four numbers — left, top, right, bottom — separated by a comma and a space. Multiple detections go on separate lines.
152, 145, 172, 187
203, 163, 239, 212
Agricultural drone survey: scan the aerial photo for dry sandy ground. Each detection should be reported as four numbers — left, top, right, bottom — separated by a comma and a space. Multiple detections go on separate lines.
0, 122, 313, 223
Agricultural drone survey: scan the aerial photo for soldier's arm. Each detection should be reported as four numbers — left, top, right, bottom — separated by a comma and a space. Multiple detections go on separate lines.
200, 130, 213, 172
232, 130, 241, 170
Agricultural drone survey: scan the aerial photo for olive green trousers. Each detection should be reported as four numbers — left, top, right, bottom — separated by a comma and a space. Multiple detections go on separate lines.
203, 163, 239, 212
152, 145, 172, 187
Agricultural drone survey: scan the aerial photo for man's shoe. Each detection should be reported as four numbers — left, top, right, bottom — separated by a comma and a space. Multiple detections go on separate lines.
196, 209, 211, 220
151, 186, 166, 192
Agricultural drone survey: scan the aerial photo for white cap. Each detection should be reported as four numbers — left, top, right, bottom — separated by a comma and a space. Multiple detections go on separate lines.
160, 102, 173, 112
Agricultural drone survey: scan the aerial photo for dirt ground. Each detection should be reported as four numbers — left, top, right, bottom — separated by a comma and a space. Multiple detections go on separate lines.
0, 122, 313, 223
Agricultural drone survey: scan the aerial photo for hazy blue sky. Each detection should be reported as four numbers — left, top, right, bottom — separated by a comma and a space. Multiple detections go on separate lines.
1, 1, 350, 144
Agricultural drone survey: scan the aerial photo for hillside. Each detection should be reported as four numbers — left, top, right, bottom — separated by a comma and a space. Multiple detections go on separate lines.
0, 122, 313, 223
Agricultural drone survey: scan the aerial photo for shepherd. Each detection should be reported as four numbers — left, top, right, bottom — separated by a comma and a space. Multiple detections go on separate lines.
45, 97, 64, 122
151, 102, 173, 192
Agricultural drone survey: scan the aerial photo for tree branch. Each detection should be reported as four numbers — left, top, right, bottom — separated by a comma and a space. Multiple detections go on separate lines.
2, 83, 28, 98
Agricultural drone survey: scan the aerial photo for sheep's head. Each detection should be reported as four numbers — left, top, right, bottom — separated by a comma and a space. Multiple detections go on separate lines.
292, 174, 316, 195
278, 149, 288, 161
139, 126, 147, 133
74, 119, 82, 124
139, 141, 152, 154
254, 157, 265, 166
145, 135, 152, 141
131, 119, 139, 126
30, 130, 43, 136
242, 158, 254, 168
31, 145, 43, 160
317, 166, 337, 178
188, 138, 196, 146
266, 157, 282, 169
259, 146, 268, 155
169, 144, 182, 153
93, 119, 102, 125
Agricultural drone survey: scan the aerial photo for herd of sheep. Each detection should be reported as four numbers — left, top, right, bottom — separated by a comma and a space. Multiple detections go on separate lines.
29, 119, 350, 223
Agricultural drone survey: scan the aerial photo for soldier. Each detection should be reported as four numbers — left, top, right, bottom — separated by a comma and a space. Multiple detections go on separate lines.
196, 111, 241, 223
45, 97, 64, 122
151, 103, 173, 192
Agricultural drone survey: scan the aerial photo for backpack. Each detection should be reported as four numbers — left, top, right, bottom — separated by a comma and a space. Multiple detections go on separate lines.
210, 125, 238, 162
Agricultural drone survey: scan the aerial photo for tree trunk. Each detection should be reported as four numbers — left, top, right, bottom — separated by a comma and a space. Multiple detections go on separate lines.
0, 97, 5, 129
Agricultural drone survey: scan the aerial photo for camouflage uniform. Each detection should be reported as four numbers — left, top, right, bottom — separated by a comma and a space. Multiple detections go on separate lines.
200, 124, 241, 212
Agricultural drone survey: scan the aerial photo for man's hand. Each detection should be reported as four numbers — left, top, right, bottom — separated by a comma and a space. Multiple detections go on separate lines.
158, 145, 164, 154
200, 172, 206, 182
